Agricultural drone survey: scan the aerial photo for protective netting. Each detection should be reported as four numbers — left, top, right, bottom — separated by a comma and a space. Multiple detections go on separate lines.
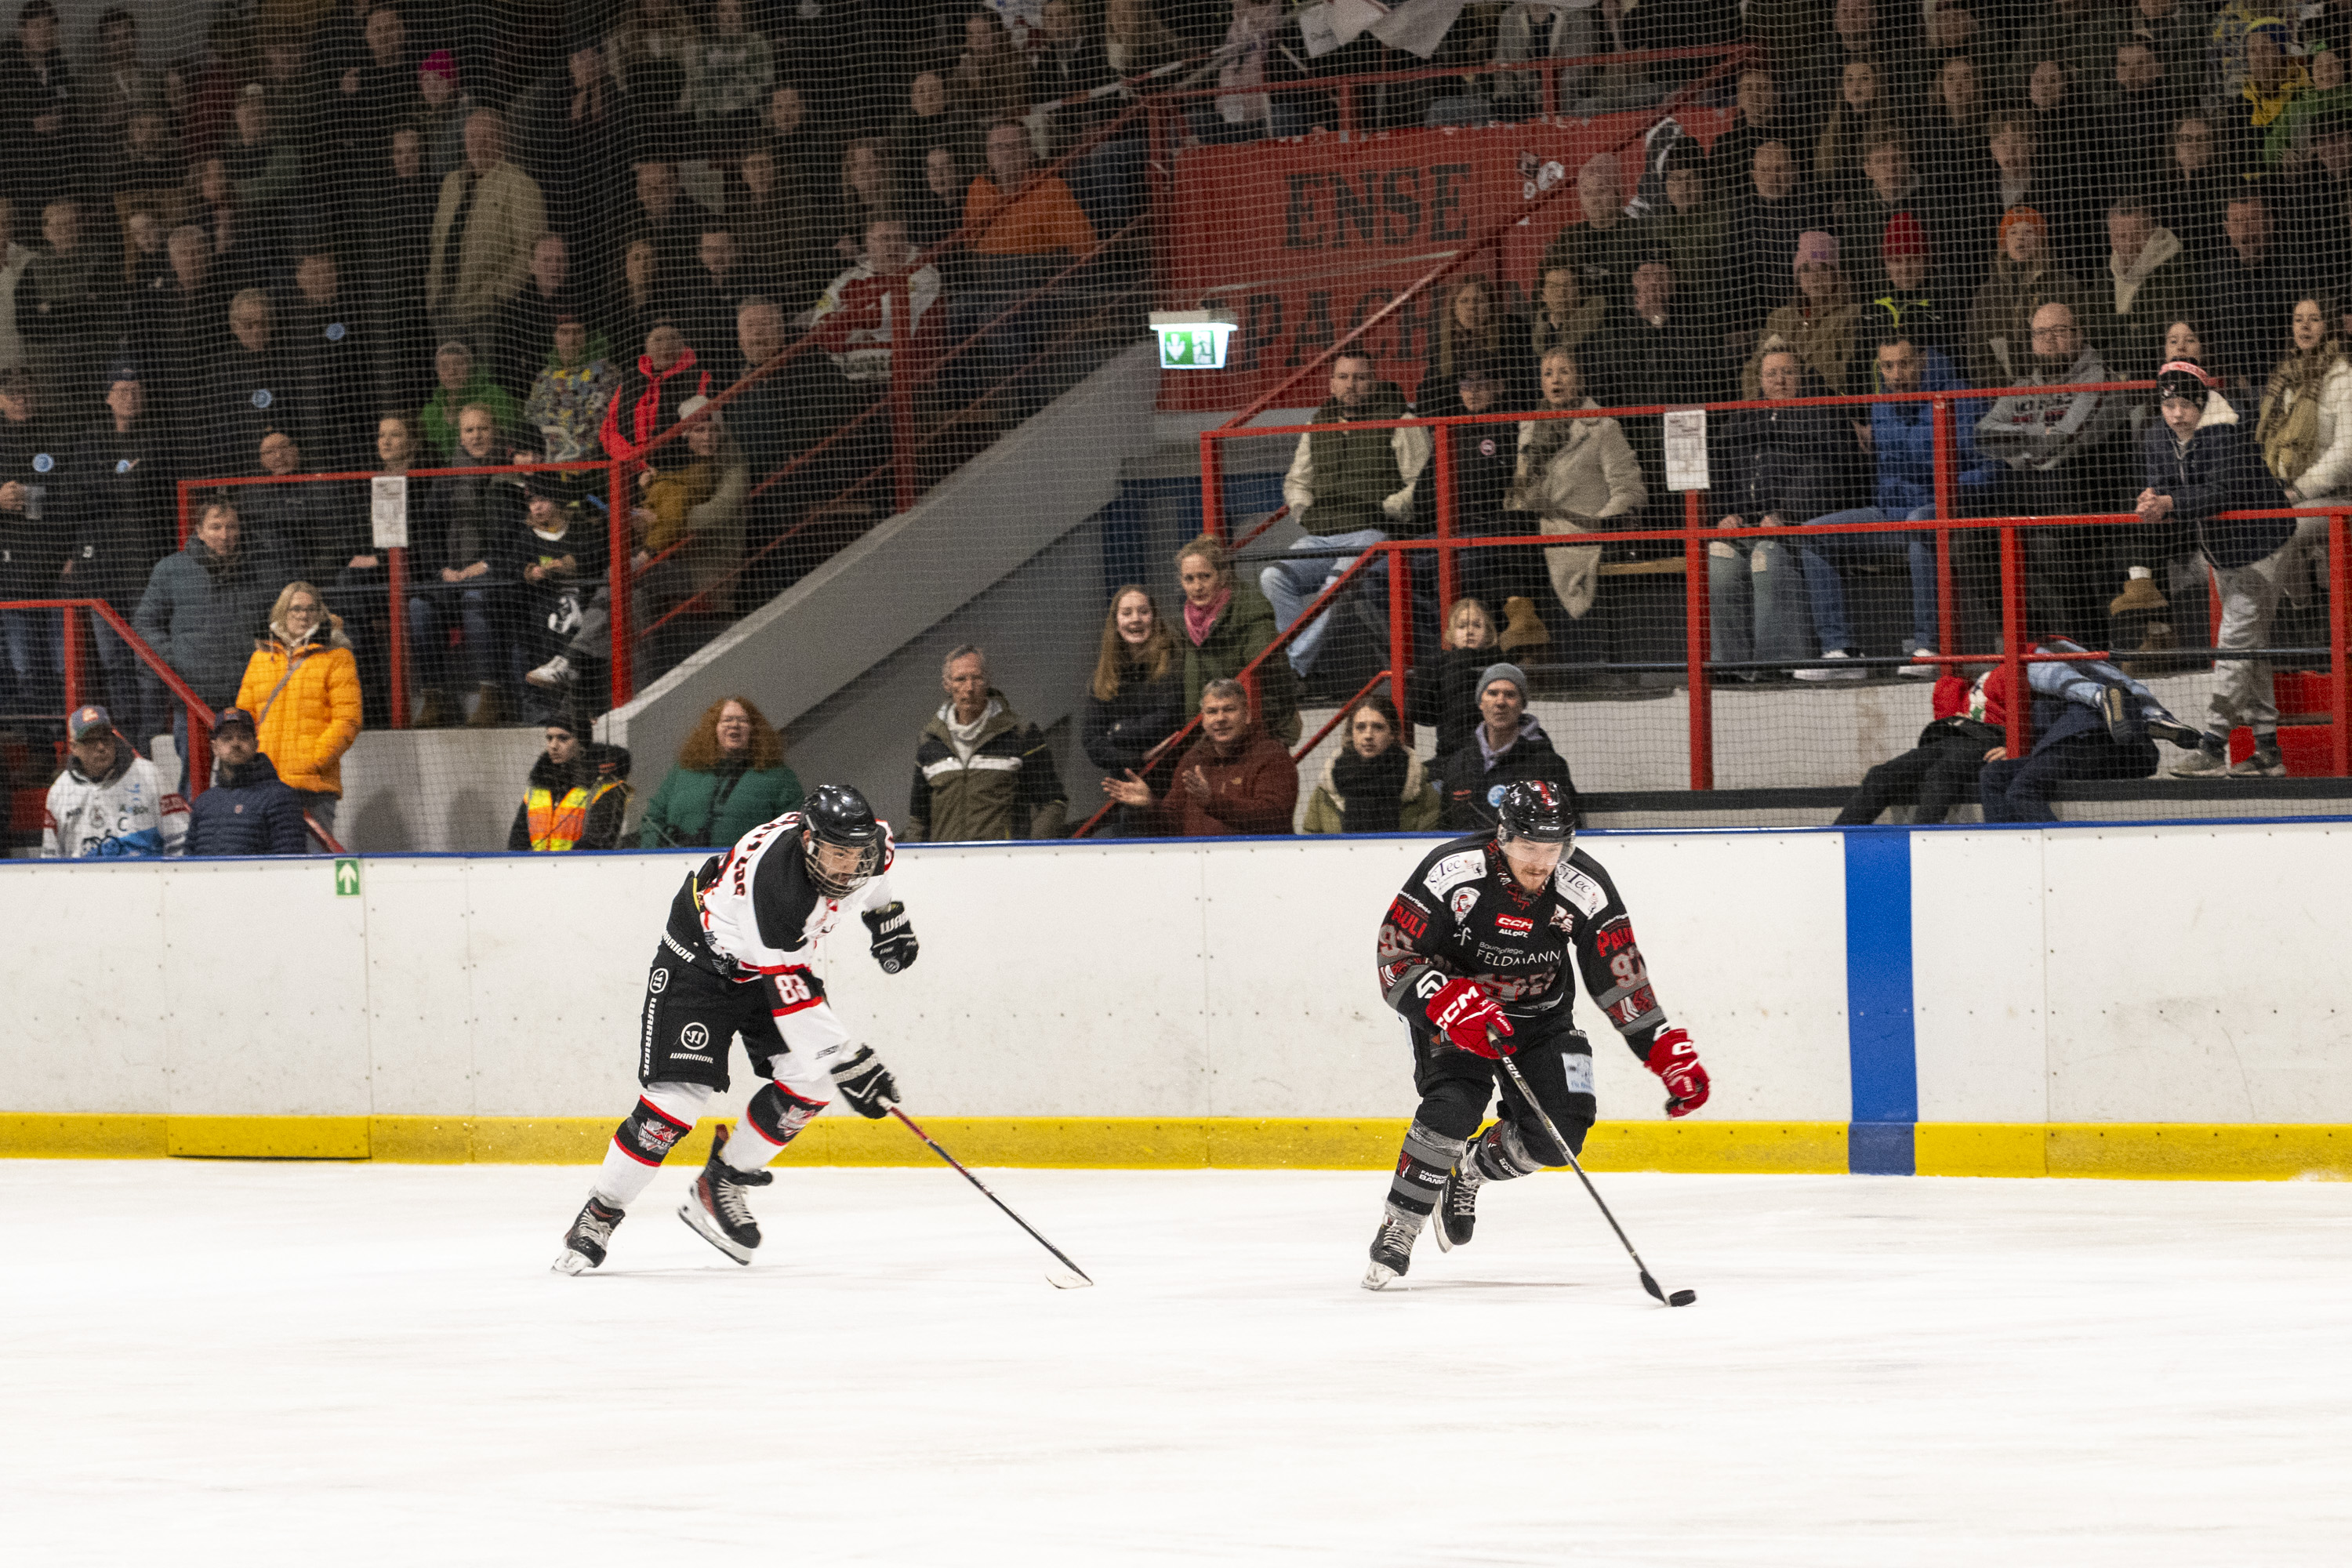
1, 2, 2347, 853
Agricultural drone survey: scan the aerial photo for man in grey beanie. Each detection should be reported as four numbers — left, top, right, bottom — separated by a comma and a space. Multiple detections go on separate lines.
1435, 662, 1577, 831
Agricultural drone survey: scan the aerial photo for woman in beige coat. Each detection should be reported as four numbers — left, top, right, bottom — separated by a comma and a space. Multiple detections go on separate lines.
1506, 347, 1649, 620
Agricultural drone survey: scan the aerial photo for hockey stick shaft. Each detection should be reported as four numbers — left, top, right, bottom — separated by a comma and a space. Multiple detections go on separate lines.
887, 1105, 1094, 1286
1493, 1051, 1672, 1305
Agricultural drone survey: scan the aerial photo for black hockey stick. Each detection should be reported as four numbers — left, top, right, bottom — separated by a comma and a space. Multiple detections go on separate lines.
1493, 1048, 1696, 1308
887, 1105, 1094, 1289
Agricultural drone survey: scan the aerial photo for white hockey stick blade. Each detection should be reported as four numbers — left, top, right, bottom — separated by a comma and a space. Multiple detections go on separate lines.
1047, 1269, 1094, 1290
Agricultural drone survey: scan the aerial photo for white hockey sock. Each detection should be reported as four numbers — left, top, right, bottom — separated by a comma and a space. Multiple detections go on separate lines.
590, 1140, 665, 1210
722, 1119, 789, 1172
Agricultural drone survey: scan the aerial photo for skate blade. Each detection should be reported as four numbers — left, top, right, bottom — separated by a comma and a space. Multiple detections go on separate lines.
677, 1201, 756, 1265
1361, 1261, 1403, 1291
552, 1248, 597, 1276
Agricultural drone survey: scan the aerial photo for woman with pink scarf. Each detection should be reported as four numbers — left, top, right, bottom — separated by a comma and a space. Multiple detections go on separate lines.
1175, 535, 1298, 743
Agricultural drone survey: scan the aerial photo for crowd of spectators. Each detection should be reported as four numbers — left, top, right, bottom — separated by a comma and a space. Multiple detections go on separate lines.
1, 0, 1152, 790
15, 2, 2352, 856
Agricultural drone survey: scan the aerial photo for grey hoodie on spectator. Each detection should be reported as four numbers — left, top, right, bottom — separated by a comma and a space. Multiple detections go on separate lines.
132, 535, 285, 706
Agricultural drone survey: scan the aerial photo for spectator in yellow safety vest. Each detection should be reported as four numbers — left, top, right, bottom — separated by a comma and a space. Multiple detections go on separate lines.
508, 708, 633, 851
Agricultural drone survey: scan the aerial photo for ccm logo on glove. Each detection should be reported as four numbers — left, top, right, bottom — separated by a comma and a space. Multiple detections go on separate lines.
1420, 974, 1514, 1058
1643, 1026, 1709, 1117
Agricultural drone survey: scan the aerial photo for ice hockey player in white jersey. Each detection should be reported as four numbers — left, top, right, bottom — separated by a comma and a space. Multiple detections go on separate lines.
1363, 779, 1710, 1289
42, 704, 187, 858
554, 782, 920, 1272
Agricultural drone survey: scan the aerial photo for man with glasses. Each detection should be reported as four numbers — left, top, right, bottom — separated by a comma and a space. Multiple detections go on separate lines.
1976, 300, 2130, 636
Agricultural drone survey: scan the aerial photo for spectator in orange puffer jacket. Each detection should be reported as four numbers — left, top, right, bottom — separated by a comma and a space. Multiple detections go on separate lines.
235, 580, 363, 837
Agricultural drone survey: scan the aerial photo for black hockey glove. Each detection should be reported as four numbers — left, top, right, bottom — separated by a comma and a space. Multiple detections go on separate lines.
829, 1045, 898, 1119
863, 901, 919, 974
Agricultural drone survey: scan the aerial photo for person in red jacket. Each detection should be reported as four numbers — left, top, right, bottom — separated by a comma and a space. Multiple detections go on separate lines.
1102, 677, 1297, 836
599, 320, 711, 465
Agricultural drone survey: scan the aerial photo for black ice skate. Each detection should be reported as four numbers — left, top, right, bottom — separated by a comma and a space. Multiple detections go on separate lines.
1363, 1207, 1424, 1290
1432, 1167, 1480, 1252
553, 1196, 625, 1275
678, 1124, 773, 1265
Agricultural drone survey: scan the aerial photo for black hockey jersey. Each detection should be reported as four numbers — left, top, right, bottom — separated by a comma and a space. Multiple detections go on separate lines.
1377, 833, 1668, 1060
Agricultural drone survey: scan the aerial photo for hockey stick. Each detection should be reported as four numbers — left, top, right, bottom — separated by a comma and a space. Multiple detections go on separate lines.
887, 1105, 1095, 1289
1493, 1048, 1697, 1308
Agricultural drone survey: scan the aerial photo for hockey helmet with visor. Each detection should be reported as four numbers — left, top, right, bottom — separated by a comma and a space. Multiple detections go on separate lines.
803, 782, 886, 896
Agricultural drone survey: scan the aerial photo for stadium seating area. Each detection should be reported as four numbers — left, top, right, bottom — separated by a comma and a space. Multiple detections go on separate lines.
6, 0, 2352, 853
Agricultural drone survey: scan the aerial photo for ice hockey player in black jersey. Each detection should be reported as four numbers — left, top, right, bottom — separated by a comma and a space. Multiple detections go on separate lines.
1363, 779, 1710, 1289
554, 783, 922, 1273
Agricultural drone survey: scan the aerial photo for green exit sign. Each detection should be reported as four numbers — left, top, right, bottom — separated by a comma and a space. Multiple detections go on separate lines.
1150, 310, 1237, 371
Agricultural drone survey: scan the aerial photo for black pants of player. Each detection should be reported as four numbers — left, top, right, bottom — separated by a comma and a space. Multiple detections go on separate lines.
638, 941, 807, 1093
1410, 1011, 1595, 1163
1835, 734, 1991, 826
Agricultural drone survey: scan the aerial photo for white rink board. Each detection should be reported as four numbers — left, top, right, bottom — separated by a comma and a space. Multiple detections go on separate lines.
2036, 825, 2352, 1123
1911, 831, 2050, 1124
0, 836, 1852, 1123
7, 822, 2352, 1126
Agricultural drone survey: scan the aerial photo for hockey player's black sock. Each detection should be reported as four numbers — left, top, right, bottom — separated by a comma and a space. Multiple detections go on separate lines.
1386, 1120, 1468, 1218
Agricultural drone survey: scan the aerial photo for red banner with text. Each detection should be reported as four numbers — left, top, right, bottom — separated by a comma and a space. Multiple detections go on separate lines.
1156, 109, 1730, 414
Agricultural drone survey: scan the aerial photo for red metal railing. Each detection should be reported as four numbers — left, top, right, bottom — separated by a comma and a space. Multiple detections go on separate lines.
1189, 43, 1753, 448
1178, 379, 2352, 795
7, 594, 351, 851
618, 63, 1187, 662
2, 595, 216, 799
175, 459, 615, 728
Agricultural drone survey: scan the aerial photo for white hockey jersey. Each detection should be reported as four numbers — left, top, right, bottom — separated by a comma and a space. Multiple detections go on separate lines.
685, 811, 899, 976
43, 753, 189, 858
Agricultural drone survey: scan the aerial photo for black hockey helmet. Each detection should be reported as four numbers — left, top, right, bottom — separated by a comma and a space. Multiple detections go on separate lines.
803, 782, 885, 895
1495, 780, 1573, 849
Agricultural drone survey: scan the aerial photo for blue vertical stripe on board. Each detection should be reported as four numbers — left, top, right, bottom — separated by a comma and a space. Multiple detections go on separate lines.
1842, 831, 1918, 1175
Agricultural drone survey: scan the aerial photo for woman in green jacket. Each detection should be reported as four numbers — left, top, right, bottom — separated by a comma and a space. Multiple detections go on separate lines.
1176, 535, 1299, 744
637, 695, 804, 848
1301, 693, 1441, 833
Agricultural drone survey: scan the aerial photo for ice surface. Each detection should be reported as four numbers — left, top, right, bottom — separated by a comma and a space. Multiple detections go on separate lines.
3, 1162, 2349, 1564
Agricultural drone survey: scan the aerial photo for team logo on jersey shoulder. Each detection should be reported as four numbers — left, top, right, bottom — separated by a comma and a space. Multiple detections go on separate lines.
1425, 850, 1483, 899
1450, 887, 1478, 920
1554, 862, 1607, 917
1549, 906, 1575, 933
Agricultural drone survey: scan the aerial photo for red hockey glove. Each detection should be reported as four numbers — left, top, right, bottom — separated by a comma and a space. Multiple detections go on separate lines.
1423, 976, 1514, 1057
1644, 1027, 1709, 1117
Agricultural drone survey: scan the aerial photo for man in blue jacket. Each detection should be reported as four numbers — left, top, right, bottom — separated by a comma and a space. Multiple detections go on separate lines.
184, 706, 312, 855
1793, 335, 2003, 680
2135, 361, 2299, 778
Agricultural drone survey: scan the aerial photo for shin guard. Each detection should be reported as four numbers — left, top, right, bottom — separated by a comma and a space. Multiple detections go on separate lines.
592, 1086, 709, 1208
1385, 1120, 1469, 1218
728, 1082, 827, 1171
